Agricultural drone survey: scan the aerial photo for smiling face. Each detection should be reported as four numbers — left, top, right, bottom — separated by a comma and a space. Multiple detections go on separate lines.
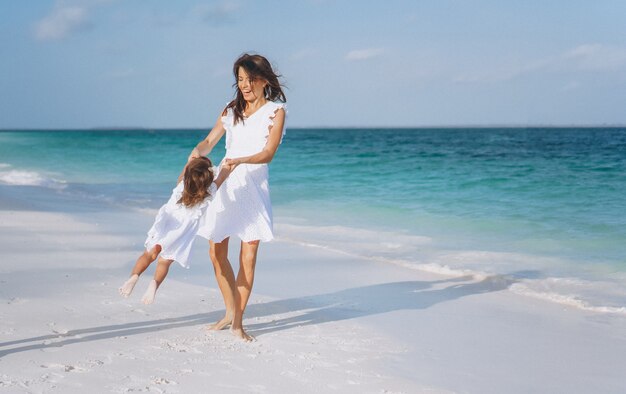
237, 66, 266, 102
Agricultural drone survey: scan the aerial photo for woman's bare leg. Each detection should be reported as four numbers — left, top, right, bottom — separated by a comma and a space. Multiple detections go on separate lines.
231, 240, 259, 342
119, 245, 161, 297
208, 238, 237, 330
141, 257, 173, 304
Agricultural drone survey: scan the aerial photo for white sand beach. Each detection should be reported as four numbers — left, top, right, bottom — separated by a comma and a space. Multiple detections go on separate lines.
1, 190, 626, 393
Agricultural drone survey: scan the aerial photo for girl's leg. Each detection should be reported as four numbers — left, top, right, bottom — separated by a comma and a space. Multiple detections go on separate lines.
141, 257, 174, 304
231, 240, 260, 342
208, 238, 237, 330
132, 245, 162, 276
119, 245, 161, 297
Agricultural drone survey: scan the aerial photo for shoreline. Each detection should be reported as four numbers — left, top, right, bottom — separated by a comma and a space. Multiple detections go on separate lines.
1, 188, 626, 392
3, 179, 626, 315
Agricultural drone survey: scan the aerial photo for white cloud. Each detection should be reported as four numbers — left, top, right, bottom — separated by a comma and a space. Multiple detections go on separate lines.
564, 44, 626, 71
453, 44, 626, 84
345, 48, 384, 61
33, 0, 118, 41
34, 5, 90, 41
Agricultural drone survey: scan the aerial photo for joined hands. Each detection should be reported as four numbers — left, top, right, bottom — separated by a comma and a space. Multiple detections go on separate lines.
223, 158, 242, 171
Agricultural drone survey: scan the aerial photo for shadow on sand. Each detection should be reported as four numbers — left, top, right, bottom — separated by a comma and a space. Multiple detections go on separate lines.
245, 274, 516, 335
0, 272, 533, 358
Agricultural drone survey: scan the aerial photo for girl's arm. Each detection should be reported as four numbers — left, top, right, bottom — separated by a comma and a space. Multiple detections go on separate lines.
188, 111, 227, 162
213, 162, 236, 189
224, 108, 285, 166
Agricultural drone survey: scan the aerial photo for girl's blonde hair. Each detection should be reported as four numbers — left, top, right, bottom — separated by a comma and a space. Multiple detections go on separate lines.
178, 157, 214, 207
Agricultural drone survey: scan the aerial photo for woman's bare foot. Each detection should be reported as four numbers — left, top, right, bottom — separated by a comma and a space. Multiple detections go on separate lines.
230, 327, 255, 342
119, 274, 139, 297
207, 313, 233, 331
141, 280, 158, 304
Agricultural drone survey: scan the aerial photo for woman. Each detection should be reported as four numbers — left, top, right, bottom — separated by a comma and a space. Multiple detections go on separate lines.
188, 53, 286, 342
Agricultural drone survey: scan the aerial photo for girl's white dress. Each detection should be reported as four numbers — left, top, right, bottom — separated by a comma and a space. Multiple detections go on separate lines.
197, 101, 286, 242
145, 181, 218, 268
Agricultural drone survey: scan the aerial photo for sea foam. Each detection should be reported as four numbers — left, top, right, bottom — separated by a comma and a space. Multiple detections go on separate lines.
0, 165, 66, 189
275, 220, 626, 315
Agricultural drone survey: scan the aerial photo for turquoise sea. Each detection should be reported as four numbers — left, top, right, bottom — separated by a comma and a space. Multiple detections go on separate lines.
1, 128, 625, 312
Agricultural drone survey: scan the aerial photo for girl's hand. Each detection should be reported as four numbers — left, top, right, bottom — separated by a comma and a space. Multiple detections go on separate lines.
221, 158, 242, 172
224, 157, 243, 167
187, 147, 201, 162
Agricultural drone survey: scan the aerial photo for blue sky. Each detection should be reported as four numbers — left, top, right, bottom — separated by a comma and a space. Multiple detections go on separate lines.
1, 0, 625, 128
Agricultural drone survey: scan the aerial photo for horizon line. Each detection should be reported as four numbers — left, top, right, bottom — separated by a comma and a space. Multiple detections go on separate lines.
1, 123, 626, 131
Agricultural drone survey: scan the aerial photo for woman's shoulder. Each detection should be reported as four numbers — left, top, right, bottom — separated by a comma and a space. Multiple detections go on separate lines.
220, 104, 234, 131
263, 101, 287, 126
265, 101, 286, 113
221, 103, 233, 118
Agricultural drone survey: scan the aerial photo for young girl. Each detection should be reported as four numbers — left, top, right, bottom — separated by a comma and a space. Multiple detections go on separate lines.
119, 156, 233, 304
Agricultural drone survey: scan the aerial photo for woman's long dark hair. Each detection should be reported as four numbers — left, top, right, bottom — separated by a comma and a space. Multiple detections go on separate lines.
226, 53, 286, 125
178, 157, 214, 208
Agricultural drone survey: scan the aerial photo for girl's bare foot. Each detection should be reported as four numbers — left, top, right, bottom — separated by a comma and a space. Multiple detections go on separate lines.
230, 327, 255, 342
207, 313, 233, 331
141, 280, 158, 304
119, 274, 139, 297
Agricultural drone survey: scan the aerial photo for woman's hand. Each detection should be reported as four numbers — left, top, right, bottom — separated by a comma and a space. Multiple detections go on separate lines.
214, 159, 240, 188
187, 147, 201, 162
224, 157, 243, 168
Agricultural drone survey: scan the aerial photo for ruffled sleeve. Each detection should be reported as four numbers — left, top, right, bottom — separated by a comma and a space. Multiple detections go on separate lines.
168, 182, 184, 205
207, 182, 218, 201
263, 102, 287, 144
221, 107, 234, 150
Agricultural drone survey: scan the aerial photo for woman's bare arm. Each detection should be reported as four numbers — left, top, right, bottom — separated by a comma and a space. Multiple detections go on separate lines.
188, 112, 227, 162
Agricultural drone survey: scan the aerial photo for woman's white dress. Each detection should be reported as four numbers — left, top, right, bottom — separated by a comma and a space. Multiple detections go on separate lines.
197, 101, 286, 242
145, 181, 218, 268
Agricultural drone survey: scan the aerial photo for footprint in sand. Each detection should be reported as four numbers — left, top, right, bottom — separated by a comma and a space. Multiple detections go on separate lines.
0, 327, 16, 335
114, 351, 137, 360
153, 377, 177, 385
47, 322, 69, 335
0, 375, 17, 388
40, 363, 88, 373
40, 372, 65, 384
